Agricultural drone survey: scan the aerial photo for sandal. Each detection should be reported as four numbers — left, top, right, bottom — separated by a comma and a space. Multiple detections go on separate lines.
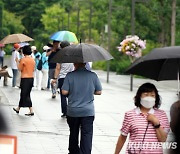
25, 113, 34, 116
13, 108, 19, 114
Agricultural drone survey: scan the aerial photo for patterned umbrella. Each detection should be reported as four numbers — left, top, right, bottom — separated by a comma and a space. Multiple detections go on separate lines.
50, 31, 78, 43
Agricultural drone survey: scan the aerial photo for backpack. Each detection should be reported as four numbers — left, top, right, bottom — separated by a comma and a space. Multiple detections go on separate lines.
37, 59, 43, 70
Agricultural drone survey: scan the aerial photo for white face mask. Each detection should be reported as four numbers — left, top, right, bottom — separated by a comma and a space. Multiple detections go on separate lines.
140, 96, 155, 109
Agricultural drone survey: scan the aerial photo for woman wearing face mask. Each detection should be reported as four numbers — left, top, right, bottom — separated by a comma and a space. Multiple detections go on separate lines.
115, 82, 170, 154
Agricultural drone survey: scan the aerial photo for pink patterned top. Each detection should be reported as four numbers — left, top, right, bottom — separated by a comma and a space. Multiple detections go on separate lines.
121, 108, 170, 154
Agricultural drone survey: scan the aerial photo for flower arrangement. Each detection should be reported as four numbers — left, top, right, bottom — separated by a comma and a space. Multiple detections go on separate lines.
118, 35, 146, 59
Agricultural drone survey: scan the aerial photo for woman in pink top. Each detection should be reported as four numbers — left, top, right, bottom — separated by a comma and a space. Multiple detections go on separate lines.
115, 83, 170, 154
13, 45, 35, 116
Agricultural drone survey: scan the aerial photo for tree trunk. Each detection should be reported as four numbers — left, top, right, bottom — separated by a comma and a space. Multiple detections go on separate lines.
171, 0, 176, 46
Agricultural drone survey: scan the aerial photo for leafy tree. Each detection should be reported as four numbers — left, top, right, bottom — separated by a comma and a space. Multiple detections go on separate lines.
2, 10, 24, 36
41, 4, 67, 34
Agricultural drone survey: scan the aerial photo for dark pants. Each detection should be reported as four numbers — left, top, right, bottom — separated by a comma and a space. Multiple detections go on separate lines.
58, 78, 67, 115
67, 116, 94, 154
0, 57, 4, 67
19, 78, 33, 107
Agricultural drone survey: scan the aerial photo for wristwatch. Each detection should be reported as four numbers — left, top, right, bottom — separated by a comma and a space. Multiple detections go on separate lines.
154, 123, 161, 129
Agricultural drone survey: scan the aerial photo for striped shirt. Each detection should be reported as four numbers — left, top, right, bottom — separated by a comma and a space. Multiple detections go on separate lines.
121, 108, 170, 154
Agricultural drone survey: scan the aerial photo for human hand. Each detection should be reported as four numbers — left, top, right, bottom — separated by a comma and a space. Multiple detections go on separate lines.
15, 58, 19, 63
51, 79, 57, 84
147, 113, 160, 125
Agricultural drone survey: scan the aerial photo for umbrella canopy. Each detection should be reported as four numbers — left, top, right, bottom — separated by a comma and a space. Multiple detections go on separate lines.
50, 31, 78, 43
50, 43, 113, 63
125, 46, 180, 96
125, 46, 180, 81
0, 34, 33, 44
0, 44, 5, 47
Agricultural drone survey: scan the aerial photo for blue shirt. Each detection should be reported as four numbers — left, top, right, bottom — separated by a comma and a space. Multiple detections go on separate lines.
34, 52, 41, 68
41, 52, 49, 69
62, 68, 102, 117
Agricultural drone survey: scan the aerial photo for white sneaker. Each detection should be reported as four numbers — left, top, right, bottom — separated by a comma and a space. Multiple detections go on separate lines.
13, 86, 19, 89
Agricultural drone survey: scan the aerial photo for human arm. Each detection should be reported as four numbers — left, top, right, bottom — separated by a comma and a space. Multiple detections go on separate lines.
94, 74, 102, 95
170, 102, 179, 133
147, 113, 168, 142
54, 63, 61, 79
51, 63, 61, 84
115, 112, 131, 153
62, 90, 69, 95
94, 91, 102, 95
61, 74, 70, 95
15, 57, 21, 71
46, 47, 57, 56
114, 134, 127, 154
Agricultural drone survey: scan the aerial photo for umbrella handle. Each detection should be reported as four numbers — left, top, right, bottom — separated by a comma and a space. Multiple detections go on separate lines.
178, 70, 180, 99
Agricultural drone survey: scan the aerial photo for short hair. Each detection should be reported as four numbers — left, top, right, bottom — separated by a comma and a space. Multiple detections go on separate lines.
60, 41, 70, 48
53, 40, 60, 44
23, 45, 32, 55
134, 82, 161, 108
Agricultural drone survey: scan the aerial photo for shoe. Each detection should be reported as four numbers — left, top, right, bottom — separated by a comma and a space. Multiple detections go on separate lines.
61, 114, 66, 118
52, 94, 56, 99
25, 113, 34, 116
13, 108, 19, 114
13, 86, 19, 89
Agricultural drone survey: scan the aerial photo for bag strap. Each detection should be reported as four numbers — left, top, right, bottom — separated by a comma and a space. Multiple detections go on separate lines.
139, 122, 149, 154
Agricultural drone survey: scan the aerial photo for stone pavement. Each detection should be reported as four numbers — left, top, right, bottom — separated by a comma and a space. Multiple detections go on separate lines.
0, 68, 178, 154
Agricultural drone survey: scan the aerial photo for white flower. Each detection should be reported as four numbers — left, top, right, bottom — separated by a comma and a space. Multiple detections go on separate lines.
118, 35, 146, 58
125, 46, 130, 50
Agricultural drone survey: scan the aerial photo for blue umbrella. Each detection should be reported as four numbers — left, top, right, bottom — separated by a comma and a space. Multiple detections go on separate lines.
50, 31, 78, 43
19, 42, 29, 47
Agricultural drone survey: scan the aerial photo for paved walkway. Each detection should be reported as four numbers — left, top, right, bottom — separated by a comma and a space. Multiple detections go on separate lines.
0, 67, 178, 154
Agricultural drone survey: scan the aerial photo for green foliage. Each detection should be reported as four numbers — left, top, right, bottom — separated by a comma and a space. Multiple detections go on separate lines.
0, 0, 180, 75
92, 61, 107, 70
2, 10, 24, 37
0, 1, 3, 37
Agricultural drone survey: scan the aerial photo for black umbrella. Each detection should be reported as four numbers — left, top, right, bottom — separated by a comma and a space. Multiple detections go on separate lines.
125, 46, 180, 93
50, 43, 113, 63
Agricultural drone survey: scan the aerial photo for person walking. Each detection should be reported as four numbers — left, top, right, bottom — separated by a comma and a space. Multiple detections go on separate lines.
170, 100, 180, 154
62, 63, 102, 154
11, 43, 20, 87
53, 41, 74, 117
31, 46, 41, 90
13, 45, 35, 116
0, 46, 5, 67
46, 40, 60, 98
114, 82, 170, 154
40, 45, 49, 90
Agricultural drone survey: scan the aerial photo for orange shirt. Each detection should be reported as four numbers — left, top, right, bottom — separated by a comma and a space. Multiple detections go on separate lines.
18, 56, 35, 78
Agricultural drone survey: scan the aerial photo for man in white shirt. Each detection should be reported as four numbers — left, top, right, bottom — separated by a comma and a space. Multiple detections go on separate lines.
53, 41, 74, 117
11, 43, 20, 87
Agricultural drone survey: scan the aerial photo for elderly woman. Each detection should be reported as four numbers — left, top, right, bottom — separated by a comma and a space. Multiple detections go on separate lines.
13, 45, 35, 116
115, 83, 170, 154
